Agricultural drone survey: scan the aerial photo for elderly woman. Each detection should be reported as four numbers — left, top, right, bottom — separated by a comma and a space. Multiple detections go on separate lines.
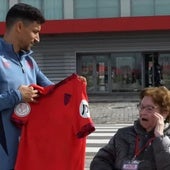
90, 86, 170, 170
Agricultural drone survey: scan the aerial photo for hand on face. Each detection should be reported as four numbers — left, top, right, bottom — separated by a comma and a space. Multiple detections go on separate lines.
153, 112, 164, 137
139, 96, 166, 134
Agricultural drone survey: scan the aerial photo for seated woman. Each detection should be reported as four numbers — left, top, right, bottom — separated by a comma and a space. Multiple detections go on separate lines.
90, 86, 170, 170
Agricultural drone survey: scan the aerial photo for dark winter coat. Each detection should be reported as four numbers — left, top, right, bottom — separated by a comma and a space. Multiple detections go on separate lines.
90, 120, 170, 170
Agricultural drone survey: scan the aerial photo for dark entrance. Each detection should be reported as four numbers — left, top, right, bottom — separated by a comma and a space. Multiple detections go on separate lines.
144, 52, 163, 87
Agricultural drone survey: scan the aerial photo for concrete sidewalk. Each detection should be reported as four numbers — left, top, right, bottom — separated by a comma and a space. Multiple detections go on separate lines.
88, 92, 139, 103
89, 102, 139, 124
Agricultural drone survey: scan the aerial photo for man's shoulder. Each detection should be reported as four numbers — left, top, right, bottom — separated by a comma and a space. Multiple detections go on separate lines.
0, 38, 3, 50
0, 38, 9, 52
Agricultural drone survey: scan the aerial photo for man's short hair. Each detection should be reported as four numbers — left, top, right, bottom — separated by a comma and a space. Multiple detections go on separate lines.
6, 3, 45, 28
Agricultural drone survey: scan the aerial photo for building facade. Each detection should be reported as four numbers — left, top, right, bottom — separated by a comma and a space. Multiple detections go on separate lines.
1, 0, 170, 95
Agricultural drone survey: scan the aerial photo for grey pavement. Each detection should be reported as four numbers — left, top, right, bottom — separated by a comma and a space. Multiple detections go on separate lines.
88, 91, 139, 103
89, 101, 139, 124
88, 91, 140, 123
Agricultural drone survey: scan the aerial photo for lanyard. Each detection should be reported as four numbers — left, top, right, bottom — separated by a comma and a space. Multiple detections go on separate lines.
133, 135, 155, 160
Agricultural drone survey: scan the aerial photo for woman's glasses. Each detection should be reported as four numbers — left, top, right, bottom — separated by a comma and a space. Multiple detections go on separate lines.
137, 104, 158, 114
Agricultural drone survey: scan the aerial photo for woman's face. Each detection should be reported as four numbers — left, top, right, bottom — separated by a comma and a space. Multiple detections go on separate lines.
138, 96, 161, 132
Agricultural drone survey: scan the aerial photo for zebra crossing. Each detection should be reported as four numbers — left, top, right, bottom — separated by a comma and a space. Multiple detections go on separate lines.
86, 123, 131, 156
85, 124, 132, 170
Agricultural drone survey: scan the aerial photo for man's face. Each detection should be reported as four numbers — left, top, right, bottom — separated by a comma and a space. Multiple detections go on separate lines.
18, 21, 41, 51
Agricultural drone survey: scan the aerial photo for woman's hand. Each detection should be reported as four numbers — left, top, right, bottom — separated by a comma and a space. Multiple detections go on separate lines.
153, 112, 164, 137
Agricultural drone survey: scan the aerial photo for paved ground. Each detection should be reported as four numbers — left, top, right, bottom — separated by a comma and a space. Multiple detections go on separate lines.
89, 101, 139, 124
88, 92, 139, 103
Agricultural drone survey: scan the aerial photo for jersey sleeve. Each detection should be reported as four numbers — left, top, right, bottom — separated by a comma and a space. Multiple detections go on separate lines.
11, 102, 31, 128
72, 77, 95, 138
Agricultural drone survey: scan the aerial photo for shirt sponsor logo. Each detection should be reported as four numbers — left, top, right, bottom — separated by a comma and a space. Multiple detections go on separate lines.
1, 56, 10, 68
26, 60, 33, 69
79, 99, 90, 118
14, 103, 31, 117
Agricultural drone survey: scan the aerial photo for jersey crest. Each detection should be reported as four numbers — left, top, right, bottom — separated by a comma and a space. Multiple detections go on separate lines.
14, 103, 31, 117
1, 56, 10, 68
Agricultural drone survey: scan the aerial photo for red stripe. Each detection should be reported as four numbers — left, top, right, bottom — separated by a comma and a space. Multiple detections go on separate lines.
1, 16, 170, 35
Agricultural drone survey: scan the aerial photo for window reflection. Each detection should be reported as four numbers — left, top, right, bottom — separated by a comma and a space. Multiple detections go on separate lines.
96, 55, 108, 92
111, 53, 141, 92
0, 0, 8, 21
81, 56, 94, 92
78, 53, 142, 93
159, 53, 170, 88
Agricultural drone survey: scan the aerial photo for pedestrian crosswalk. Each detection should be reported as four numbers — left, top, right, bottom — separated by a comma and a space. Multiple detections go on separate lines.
85, 124, 132, 169
86, 124, 131, 156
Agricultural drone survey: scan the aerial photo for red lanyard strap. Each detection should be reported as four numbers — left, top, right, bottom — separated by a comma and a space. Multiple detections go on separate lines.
134, 135, 155, 158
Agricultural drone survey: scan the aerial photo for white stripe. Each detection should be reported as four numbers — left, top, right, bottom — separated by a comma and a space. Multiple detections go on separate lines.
86, 147, 100, 152
88, 133, 115, 137
87, 139, 109, 143
86, 125, 131, 155
94, 129, 118, 132
95, 124, 132, 128
95, 126, 121, 128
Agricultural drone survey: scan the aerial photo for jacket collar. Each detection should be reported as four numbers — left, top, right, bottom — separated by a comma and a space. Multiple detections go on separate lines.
0, 38, 33, 59
134, 119, 170, 136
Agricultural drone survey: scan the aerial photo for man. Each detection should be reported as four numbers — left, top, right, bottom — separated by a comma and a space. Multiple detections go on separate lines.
0, 3, 53, 170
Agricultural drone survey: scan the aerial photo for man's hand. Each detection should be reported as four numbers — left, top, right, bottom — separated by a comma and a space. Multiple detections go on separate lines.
79, 76, 87, 84
18, 85, 39, 103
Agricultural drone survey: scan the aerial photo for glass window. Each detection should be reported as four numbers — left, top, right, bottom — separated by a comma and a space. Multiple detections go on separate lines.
20, 0, 41, 9
159, 53, 170, 89
44, 0, 63, 19
74, 0, 119, 19
131, 0, 154, 16
155, 0, 170, 15
77, 52, 142, 93
80, 55, 95, 92
77, 54, 110, 92
20, 0, 63, 20
96, 55, 109, 92
98, 0, 119, 18
0, 0, 8, 21
111, 53, 141, 92
74, 0, 96, 18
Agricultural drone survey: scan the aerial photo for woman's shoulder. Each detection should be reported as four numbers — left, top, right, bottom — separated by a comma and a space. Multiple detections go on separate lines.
116, 124, 135, 138
164, 123, 170, 136
117, 124, 134, 132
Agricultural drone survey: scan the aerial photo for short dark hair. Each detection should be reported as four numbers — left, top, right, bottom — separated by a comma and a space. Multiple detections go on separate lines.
6, 3, 45, 28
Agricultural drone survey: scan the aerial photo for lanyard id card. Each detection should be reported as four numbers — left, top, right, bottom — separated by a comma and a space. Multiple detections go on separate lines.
122, 135, 155, 170
122, 160, 140, 170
